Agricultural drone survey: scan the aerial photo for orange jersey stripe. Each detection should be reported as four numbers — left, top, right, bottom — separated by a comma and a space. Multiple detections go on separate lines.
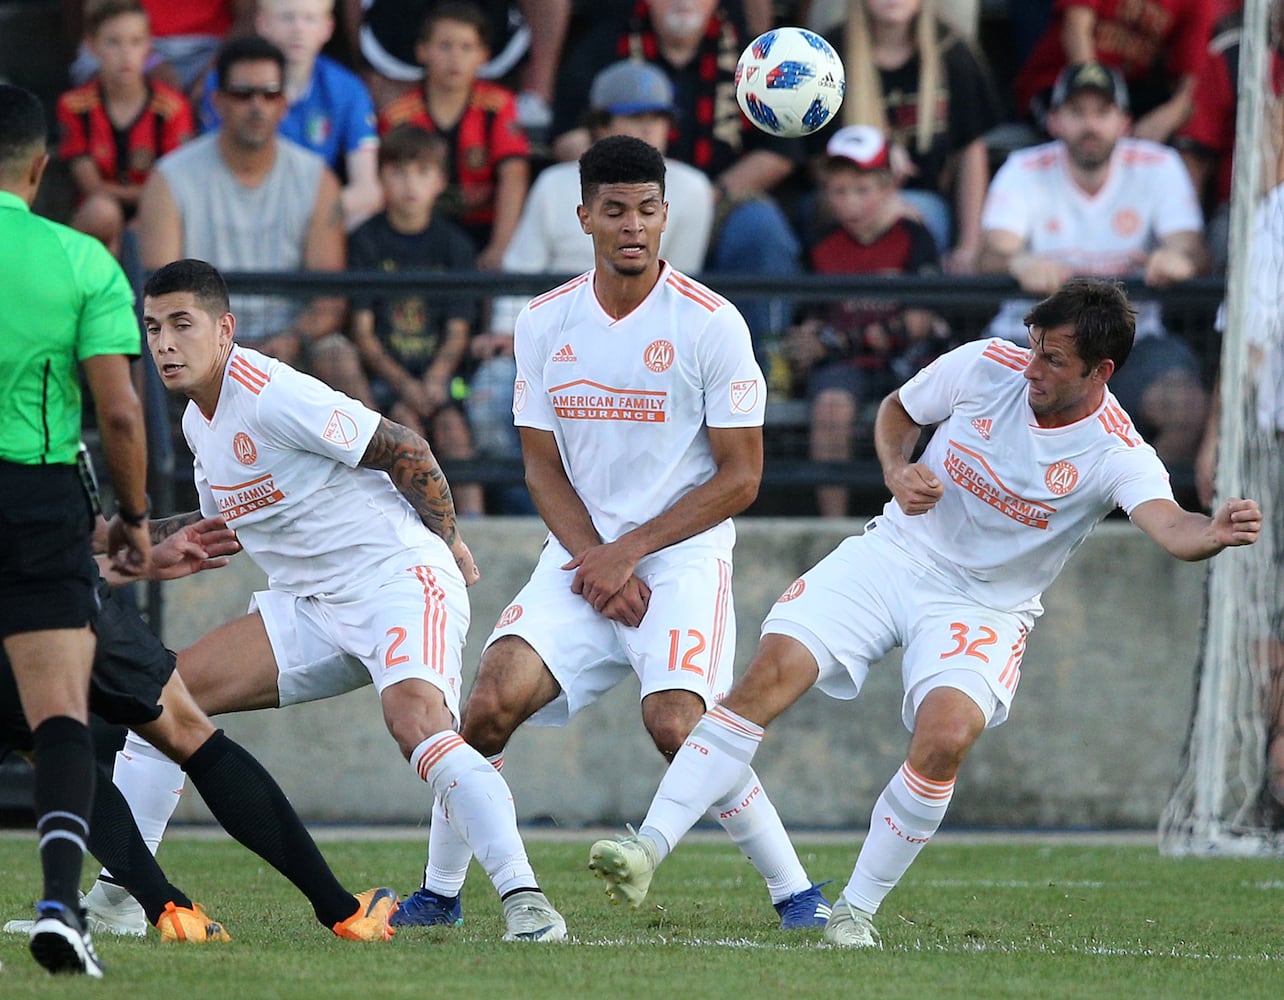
998, 628, 1028, 690
1098, 402, 1141, 447
230, 355, 268, 385
208, 472, 273, 492
666, 271, 725, 311
410, 565, 448, 676
982, 342, 1030, 372
665, 273, 722, 312
706, 560, 732, 695
529, 273, 589, 310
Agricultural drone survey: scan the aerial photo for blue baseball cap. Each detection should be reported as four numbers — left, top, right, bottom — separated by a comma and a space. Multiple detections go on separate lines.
589, 61, 677, 117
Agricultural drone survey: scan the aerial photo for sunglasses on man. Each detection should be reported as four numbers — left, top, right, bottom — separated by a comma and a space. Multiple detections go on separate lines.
220, 84, 286, 102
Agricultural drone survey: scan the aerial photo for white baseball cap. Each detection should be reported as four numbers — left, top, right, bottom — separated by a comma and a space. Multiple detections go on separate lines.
825, 125, 890, 170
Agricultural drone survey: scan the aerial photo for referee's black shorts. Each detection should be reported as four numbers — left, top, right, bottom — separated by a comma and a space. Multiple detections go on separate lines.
1, 580, 171, 755
0, 460, 97, 639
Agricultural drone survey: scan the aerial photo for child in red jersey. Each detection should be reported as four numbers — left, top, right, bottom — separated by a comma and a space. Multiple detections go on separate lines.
56, 0, 194, 257
789, 125, 950, 518
376, 1, 529, 270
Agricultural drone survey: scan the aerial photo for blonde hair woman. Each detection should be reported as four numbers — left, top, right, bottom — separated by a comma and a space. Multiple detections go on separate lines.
825, 0, 1001, 273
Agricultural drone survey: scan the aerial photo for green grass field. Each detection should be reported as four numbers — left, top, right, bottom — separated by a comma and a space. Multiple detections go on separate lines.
0, 832, 1279, 998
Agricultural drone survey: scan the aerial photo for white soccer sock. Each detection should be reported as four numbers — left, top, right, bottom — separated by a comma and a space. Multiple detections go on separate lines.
843, 761, 955, 914
411, 733, 534, 898
422, 751, 504, 896
639, 705, 764, 862
98, 730, 186, 883
712, 770, 811, 904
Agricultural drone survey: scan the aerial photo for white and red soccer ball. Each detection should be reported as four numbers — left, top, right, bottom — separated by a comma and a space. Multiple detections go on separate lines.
734, 27, 846, 139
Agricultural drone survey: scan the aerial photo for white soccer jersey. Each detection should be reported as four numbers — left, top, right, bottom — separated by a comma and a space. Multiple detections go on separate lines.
982, 137, 1202, 272
512, 263, 765, 549
183, 346, 453, 598
878, 338, 1176, 613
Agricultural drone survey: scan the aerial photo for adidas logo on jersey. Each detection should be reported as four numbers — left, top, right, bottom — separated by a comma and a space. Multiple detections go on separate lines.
971, 418, 993, 440
552, 343, 577, 362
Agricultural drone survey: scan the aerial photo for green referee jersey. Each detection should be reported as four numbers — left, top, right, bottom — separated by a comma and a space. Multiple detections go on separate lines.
0, 190, 141, 465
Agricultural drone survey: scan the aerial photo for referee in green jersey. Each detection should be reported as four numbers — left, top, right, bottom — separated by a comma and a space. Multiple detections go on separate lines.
0, 83, 150, 977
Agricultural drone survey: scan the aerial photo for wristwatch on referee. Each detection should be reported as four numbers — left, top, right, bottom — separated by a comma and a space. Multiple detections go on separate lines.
116, 495, 150, 527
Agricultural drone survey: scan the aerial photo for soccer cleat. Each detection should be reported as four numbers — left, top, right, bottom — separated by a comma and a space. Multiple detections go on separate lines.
155, 901, 231, 943
822, 898, 882, 949
389, 888, 463, 927
775, 881, 833, 930
28, 902, 104, 977
4, 881, 147, 938
332, 887, 399, 941
501, 890, 567, 942
588, 830, 658, 908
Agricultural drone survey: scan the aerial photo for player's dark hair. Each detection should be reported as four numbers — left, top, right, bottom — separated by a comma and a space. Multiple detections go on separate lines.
144, 259, 231, 318
1024, 277, 1135, 374
216, 34, 287, 85
0, 84, 47, 174
84, 0, 148, 36
579, 135, 666, 203
378, 124, 449, 172
418, 0, 489, 48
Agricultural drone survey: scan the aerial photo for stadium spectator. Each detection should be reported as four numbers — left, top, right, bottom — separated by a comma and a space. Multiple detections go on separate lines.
339, 0, 571, 136
348, 125, 484, 517
198, 0, 383, 230
789, 125, 948, 519
137, 36, 370, 403
978, 62, 1210, 465
808, 0, 1003, 273
65, 0, 256, 94
588, 278, 1262, 947
478, 59, 715, 481
56, 1, 195, 258
1013, 0, 1217, 143
376, 0, 530, 269
0, 82, 150, 977
1175, 4, 1284, 271
549, 0, 804, 367
412, 135, 831, 934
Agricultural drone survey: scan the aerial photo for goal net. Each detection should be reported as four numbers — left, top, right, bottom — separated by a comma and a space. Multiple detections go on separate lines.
1160, 0, 1284, 855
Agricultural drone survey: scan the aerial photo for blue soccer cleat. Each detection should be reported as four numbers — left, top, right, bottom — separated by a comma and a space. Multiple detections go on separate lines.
774, 881, 833, 930
389, 888, 463, 928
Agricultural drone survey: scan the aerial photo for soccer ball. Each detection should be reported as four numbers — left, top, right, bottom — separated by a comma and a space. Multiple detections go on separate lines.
734, 27, 845, 138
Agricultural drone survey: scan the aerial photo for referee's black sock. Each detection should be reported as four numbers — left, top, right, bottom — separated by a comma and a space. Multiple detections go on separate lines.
183, 730, 356, 927
87, 760, 191, 925
31, 716, 95, 910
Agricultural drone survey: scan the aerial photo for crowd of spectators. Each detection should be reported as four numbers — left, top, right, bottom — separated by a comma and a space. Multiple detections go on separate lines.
23, 0, 1284, 515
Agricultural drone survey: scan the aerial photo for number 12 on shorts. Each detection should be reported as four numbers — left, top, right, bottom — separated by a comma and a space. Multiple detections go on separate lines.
667, 628, 707, 676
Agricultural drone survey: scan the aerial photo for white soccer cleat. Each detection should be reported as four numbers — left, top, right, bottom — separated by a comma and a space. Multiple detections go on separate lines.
588, 831, 658, 908
501, 890, 567, 942
4, 881, 147, 938
822, 898, 882, 949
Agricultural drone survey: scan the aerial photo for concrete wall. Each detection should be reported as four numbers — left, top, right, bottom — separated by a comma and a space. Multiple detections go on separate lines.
162, 517, 1206, 830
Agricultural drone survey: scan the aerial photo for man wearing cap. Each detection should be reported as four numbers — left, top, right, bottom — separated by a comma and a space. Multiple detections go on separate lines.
978, 61, 1210, 465
1014, 0, 1215, 143
470, 60, 717, 480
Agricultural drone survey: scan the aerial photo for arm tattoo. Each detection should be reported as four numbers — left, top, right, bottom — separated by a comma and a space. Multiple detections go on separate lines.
149, 510, 203, 544
361, 417, 460, 545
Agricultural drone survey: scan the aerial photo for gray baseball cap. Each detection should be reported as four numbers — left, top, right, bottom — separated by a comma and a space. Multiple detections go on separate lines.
590, 60, 676, 116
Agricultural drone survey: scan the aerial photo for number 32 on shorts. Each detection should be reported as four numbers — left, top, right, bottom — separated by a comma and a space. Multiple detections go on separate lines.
938, 622, 998, 662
